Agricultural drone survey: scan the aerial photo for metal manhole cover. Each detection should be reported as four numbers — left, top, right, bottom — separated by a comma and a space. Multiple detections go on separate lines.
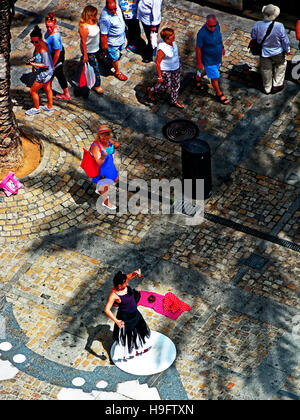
239, 254, 269, 270
162, 119, 199, 143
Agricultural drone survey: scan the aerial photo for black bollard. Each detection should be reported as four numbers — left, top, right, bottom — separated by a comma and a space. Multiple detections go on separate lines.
181, 137, 212, 200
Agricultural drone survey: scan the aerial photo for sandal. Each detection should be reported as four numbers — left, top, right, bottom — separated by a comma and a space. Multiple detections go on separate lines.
216, 93, 229, 105
171, 101, 185, 109
147, 86, 155, 102
194, 75, 205, 90
115, 72, 128, 81
93, 86, 104, 94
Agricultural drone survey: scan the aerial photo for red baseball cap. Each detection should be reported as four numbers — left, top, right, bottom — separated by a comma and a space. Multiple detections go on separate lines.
98, 124, 111, 134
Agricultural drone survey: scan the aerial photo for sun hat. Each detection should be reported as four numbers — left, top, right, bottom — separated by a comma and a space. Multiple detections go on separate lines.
262, 4, 280, 21
98, 124, 111, 134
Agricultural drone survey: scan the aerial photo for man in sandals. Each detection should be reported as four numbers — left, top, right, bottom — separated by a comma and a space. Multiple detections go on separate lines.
99, 0, 128, 81
195, 14, 229, 104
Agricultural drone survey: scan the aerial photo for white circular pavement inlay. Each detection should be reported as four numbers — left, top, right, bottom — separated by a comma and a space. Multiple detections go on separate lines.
13, 354, 26, 364
111, 330, 176, 375
96, 380, 108, 389
0, 342, 12, 351
72, 377, 86, 387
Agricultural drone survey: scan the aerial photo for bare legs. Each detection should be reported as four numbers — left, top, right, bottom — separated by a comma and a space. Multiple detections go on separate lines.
97, 176, 119, 209
29, 80, 53, 109
196, 70, 229, 104
112, 60, 128, 81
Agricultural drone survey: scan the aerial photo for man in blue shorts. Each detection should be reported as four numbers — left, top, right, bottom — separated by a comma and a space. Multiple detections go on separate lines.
99, 0, 128, 81
195, 15, 229, 104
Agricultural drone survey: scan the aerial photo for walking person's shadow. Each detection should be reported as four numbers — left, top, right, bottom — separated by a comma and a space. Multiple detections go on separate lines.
85, 324, 114, 364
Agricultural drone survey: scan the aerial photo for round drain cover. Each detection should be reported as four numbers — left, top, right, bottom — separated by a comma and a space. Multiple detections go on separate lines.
162, 119, 199, 143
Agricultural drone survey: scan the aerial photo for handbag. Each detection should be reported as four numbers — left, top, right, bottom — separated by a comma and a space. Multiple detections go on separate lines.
248, 21, 275, 56
84, 62, 96, 89
71, 60, 90, 99
79, 64, 87, 87
80, 142, 100, 178
0, 172, 24, 197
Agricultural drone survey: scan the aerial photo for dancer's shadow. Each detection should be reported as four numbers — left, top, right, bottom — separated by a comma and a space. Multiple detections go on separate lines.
85, 324, 114, 364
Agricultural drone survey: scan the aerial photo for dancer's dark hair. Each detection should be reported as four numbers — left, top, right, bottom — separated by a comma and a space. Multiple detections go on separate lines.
113, 271, 127, 288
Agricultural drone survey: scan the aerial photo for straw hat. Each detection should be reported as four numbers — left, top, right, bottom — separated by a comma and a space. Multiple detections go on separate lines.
262, 4, 280, 21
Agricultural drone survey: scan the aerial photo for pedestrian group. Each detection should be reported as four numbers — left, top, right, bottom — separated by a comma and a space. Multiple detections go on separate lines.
25, 2, 294, 116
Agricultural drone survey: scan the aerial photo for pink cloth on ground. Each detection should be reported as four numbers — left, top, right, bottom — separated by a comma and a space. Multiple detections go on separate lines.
137, 291, 191, 320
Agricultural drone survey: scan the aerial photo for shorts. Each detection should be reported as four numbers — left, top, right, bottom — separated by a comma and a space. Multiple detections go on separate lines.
204, 63, 221, 79
107, 43, 125, 62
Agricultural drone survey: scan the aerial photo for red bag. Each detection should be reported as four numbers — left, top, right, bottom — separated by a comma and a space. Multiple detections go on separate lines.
80, 64, 87, 87
80, 147, 100, 178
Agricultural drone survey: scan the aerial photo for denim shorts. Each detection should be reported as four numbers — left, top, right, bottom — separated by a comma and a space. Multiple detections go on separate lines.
107, 43, 125, 62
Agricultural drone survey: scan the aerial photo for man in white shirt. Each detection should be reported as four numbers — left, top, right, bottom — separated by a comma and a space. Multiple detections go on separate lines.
99, 0, 128, 80
137, 0, 162, 63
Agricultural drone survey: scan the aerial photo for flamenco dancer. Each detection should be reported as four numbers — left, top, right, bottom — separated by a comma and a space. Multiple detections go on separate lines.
104, 269, 151, 360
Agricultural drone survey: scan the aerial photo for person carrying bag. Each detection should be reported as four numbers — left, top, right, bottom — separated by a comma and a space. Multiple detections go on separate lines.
248, 20, 275, 56
80, 124, 120, 210
250, 4, 290, 95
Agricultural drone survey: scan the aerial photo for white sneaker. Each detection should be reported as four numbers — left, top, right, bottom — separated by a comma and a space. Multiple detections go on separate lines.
40, 106, 54, 113
25, 108, 40, 115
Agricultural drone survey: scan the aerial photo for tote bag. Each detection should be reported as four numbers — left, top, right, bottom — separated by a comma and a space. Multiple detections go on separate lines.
80, 148, 100, 178
84, 62, 96, 89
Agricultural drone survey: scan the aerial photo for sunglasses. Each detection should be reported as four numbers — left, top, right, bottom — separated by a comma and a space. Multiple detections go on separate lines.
31, 40, 39, 45
46, 16, 55, 21
107, 7, 117, 11
207, 24, 217, 28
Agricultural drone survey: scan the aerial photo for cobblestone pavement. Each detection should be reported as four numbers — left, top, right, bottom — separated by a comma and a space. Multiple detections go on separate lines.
0, 0, 299, 401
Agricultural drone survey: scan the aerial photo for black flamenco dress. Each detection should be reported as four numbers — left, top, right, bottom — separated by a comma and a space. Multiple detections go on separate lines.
112, 286, 151, 359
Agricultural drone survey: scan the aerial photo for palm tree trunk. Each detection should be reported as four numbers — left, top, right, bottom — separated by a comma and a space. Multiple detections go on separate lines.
0, 0, 23, 170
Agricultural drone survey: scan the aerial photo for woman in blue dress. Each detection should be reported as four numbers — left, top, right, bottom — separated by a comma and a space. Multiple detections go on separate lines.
26, 25, 54, 115
90, 124, 120, 209
105, 269, 151, 360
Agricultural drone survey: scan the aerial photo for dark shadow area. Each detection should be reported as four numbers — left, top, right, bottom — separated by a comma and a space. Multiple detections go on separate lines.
186, 0, 297, 30
19, 71, 35, 88
85, 324, 113, 362
227, 63, 262, 90
132, 63, 159, 107
226, 62, 299, 91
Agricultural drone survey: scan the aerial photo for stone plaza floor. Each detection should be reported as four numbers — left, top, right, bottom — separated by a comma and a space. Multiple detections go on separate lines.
0, 0, 299, 401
